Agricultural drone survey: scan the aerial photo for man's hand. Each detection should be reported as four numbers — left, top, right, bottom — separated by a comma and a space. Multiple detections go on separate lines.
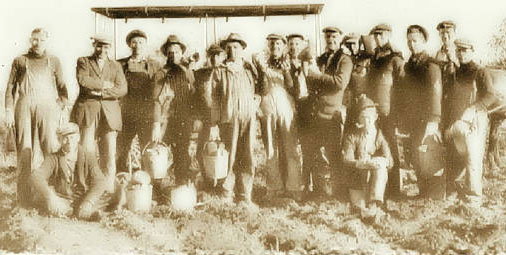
193, 119, 203, 133
103, 81, 115, 90
90, 90, 102, 97
422, 121, 442, 144
4, 109, 14, 128
460, 105, 477, 123
152, 122, 162, 142
370, 157, 388, 169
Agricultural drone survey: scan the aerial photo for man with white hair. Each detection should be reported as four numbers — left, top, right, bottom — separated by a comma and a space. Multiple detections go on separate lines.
5, 28, 69, 206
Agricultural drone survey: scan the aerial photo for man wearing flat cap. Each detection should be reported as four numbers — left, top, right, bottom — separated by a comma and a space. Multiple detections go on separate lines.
29, 122, 110, 219
301, 25, 353, 197
116, 30, 161, 173
72, 34, 128, 193
444, 38, 499, 207
210, 33, 260, 206
5, 28, 69, 205
152, 34, 197, 185
252, 33, 302, 201
367, 23, 405, 197
400, 25, 444, 198
435, 20, 460, 129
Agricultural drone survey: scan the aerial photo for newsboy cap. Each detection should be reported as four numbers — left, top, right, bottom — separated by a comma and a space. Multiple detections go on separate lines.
57, 122, 80, 137
322, 26, 343, 34
126, 29, 147, 45
454, 38, 474, 51
343, 33, 360, 44
91, 33, 112, 45
160, 34, 186, 56
437, 20, 456, 31
370, 23, 392, 34
355, 94, 377, 113
286, 33, 305, 41
407, 25, 429, 41
220, 33, 247, 49
266, 33, 286, 44
206, 43, 224, 55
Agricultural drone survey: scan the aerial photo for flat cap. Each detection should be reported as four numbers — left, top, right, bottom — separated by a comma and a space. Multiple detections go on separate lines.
370, 23, 392, 34
160, 34, 186, 56
266, 33, 286, 43
57, 122, 80, 137
206, 43, 224, 55
454, 38, 474, 51
220, 33, 247, 49
407, 25, 429, 41
322, 26, 343, 34
126, 29, 147, 45
91, 33, 112, 45
286, 33, 305, 40
343, 33, 360, 44
437, 20, 456, 31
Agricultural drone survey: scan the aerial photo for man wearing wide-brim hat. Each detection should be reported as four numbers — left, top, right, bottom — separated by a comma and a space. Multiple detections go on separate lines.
116, 30, 161, 173
444, 38, 499, 207
152, 34, 197, 185
71, 33, 128, 193
366, 23, 405, 198
211, 32, 260, 206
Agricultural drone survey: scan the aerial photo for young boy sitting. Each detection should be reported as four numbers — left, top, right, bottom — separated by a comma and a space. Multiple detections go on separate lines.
342, 94, 393, 218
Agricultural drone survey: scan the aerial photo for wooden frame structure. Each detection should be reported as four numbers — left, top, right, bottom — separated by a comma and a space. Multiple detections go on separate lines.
91, 4, 325, 58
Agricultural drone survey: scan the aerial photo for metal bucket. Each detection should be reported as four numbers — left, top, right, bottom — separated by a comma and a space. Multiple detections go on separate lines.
126, 184, 153, 213
142, 142, 172, 180
202, 141, 229, 181
418, 134, 445, 178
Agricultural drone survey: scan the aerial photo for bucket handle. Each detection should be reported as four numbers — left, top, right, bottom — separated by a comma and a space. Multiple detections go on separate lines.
142, 141, 170, 155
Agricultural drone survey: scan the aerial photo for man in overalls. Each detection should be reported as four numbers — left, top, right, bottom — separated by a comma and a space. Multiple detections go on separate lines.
5, 28, 69, 206
254, 34, 302, 201
117, 30, 161, 172
72, 34, 128, 192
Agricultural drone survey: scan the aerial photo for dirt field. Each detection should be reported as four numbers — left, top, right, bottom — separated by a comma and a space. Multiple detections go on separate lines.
1, 126, 506, 255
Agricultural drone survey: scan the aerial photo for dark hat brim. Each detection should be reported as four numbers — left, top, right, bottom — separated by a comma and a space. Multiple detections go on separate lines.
126, 30, 147, 45
161, 41, 187, 56
219, 39, 247, 49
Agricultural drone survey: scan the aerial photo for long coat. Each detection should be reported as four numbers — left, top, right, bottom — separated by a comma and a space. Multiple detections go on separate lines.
72, 56, 128, 131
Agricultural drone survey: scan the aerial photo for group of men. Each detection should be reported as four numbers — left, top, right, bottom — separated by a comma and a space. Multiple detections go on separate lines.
5, 19, 500, 218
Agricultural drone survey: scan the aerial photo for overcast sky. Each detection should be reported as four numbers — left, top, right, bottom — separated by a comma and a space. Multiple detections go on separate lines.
1, 0, 505, 102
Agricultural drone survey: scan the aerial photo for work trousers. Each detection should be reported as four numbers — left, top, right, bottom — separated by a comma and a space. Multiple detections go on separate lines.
446, 110, 489, 198
221, 117, 257, 201
78, 109, 117, 192
162, 116, 193, 185
300, 114, 343, 195
117, 100, 152, 172
260, 87, 302, 193
378, 115, 401, 197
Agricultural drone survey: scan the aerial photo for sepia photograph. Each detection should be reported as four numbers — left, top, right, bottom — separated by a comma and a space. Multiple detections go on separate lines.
1, 0, 506, 254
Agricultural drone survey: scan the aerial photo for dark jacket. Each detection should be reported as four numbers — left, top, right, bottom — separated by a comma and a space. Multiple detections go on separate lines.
29, 147, 106, 207
366, 45, 404, 118
307, 49, 354, 120
72, 56, 128, 131
445, 62, 499, 126
400, 52, 442, 129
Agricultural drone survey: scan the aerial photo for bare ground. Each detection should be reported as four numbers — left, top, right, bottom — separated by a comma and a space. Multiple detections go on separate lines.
1, 126, 506, 255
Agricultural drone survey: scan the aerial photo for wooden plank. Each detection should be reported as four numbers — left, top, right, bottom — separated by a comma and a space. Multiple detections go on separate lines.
91, 4, 324, 19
